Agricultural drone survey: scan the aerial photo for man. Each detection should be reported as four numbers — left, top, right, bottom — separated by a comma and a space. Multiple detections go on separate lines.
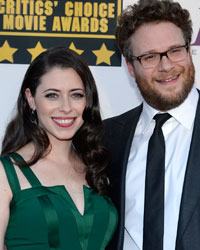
104, 1, 200, 250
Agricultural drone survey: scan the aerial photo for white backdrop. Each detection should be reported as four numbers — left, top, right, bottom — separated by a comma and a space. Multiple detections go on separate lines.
0, 0, 200, 146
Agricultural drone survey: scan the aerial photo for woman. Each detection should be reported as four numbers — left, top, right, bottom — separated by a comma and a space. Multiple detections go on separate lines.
0, 47, 118, 250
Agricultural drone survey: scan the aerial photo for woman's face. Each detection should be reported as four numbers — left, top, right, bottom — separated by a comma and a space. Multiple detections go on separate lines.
25, 67, 86, 143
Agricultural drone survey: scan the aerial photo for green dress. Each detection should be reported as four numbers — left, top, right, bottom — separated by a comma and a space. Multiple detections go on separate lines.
0, 153, 118, 250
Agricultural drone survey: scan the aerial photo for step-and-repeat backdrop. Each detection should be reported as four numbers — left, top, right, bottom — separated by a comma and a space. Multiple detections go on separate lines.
0, 0, 200, 145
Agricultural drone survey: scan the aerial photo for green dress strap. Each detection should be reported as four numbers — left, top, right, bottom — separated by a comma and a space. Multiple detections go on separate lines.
10, 152, 42, 187
0, 155, 21, 195
9, 152, 60, 249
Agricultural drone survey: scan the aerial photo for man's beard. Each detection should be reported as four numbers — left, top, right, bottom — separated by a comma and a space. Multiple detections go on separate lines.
134, 62, 195, 111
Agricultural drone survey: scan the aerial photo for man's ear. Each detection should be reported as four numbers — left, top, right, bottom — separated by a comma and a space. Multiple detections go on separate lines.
25, 88, 36, 110
126, 59, 135, 78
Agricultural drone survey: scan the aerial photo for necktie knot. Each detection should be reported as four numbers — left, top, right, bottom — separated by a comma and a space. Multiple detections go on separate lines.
154, 113, 171, 128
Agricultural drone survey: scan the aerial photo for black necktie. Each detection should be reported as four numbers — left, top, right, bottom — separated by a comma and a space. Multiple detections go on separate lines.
143, 113, 171, 250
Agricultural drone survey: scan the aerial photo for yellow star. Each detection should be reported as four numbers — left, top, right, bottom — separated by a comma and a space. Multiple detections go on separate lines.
69, 42, 84, 55
27, 42, 47, 62
92, 43, 115, 65
0, 40, 18, 63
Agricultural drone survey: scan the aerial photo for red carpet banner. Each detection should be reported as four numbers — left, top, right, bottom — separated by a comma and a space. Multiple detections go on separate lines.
0, 0, 122, 66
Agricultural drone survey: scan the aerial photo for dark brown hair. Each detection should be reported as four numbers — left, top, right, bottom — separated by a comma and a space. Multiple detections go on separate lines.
115, 0, 193, 61
1, 46, 109, 195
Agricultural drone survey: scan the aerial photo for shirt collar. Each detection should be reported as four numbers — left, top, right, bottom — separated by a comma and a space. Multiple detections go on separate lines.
140, 87, 199, 134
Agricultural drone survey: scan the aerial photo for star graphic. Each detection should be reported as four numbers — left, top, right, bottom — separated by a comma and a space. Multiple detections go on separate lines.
0, 40, 18, 63
92, 43, 115, 65
27, 42, 47, 62
69, 42, 84, 55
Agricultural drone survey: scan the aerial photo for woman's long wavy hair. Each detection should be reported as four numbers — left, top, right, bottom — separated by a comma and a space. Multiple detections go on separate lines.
1, 46, 109, 195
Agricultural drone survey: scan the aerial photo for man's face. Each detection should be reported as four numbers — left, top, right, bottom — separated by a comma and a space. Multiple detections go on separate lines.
127, 22, 195, 111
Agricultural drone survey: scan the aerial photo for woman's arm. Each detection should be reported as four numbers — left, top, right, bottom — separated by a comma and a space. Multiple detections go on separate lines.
0, 162, 12, 250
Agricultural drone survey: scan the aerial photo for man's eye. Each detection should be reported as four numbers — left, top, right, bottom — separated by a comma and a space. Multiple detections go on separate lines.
143, 54, 158, 61
45, 93, 57, 98
170, 48, 182, 54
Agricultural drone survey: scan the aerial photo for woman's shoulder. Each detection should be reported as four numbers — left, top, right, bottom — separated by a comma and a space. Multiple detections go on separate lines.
0, 144, 33, 194
16, 143, 35, 162
0, 155, 13, 201
0, 154, 13, 171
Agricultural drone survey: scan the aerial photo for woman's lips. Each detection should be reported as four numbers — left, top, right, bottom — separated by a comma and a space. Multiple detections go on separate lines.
52, 117, 75, 127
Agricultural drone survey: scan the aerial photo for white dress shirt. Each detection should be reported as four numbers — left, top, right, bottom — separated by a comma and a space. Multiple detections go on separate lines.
124, 87, 199, 250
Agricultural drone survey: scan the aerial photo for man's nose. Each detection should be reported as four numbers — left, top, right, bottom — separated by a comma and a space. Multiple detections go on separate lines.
158, 54, 175, 72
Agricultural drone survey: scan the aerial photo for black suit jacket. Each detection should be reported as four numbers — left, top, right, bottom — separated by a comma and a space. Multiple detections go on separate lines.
104, 94, 200, 250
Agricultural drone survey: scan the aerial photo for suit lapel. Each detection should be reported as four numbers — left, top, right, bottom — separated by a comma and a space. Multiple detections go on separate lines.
108, 104, 142, 250
176, 95, 200, 247
110, 104, 143, 207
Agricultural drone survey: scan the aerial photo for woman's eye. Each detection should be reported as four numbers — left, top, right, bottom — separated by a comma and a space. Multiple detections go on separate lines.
45, 93, 58, 99
72, 93, 85, 99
